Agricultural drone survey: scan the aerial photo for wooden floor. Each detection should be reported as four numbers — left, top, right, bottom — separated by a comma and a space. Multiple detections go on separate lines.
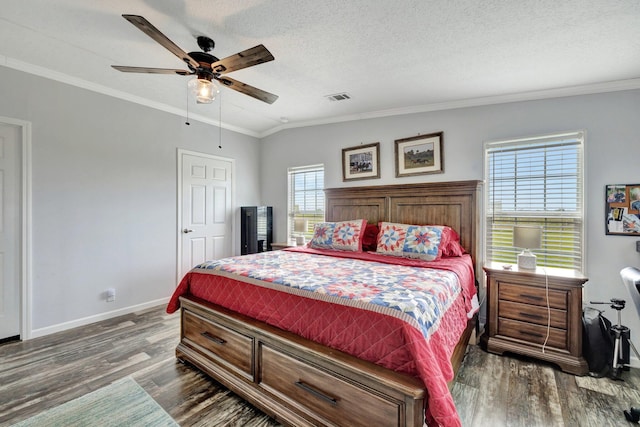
1, 305, 639, 427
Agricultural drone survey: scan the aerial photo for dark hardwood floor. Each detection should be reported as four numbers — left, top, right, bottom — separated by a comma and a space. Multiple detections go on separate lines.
1, 305, 639, 426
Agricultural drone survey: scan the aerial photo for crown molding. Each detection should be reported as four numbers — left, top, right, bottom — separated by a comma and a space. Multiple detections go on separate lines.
3, 54, 638, 140
0, 55, 259, 138
258, 78, 640, 138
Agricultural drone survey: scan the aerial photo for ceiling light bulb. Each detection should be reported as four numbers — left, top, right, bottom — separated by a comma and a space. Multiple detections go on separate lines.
188, 78, 219, 104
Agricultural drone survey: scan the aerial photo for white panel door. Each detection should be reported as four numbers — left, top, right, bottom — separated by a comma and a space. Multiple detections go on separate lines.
0, 123, 20, 340
180, 153, 233, 278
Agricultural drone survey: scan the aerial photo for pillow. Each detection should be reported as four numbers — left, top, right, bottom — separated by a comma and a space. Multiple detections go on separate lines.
440, 226, 467, 257
309, 219, 367, 252
362, 224, 380, 252
442, 239, 466, 257
376, 222, 444, 261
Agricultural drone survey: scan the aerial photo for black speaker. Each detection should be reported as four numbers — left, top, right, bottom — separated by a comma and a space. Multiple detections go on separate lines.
241, 206, 272, 254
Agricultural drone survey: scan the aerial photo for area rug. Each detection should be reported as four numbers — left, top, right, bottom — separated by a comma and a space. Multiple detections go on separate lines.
11, 377, 178, 427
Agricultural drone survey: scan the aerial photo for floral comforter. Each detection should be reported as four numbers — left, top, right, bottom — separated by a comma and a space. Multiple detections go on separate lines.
167, 247, 477, 427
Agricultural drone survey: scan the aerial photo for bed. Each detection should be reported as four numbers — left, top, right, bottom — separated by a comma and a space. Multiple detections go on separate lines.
167, 180, 482, 427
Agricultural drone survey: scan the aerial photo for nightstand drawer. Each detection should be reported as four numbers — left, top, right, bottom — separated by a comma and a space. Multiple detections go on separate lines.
498, 318, 567, 349
498, 300, 567, 329
498, 282, 567, 310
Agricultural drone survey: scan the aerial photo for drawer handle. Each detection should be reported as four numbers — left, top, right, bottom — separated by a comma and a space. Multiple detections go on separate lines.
521, 330, 544, 339
519, 294, 543, 301
201, 332, 226, 345
519, 312, 544, 320
294, 380, 338, 406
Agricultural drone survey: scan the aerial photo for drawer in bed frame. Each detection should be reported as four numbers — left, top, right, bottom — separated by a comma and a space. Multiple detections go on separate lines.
182, 309, 254, 379
176, 295, 428, 427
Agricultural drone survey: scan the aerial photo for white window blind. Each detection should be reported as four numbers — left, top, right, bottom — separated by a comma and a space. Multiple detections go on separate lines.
287, 164, 325, 242
485, 132, 584, 271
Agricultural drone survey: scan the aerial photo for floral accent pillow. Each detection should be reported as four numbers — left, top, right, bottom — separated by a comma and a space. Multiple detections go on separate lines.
309, 219, 367, 252
376, 222, 443, 261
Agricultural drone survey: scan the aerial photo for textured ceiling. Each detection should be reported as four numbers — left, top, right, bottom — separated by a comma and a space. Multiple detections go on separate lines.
1, 0, 639, 137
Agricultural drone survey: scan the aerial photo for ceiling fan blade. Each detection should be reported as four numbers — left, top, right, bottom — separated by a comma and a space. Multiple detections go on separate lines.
216, 76, 278, 104
112, 65, 191, 75
122, 14, 200, 70
210, 45, 274, 74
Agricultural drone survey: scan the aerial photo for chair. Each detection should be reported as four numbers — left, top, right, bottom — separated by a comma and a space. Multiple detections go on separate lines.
619, 267, 640, 422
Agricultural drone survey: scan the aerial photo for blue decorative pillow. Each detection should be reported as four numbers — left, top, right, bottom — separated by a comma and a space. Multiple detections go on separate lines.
376, 222, 443, 261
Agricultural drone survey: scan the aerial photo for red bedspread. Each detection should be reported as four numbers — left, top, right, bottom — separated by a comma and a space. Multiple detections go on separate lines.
167, 248, 477, 427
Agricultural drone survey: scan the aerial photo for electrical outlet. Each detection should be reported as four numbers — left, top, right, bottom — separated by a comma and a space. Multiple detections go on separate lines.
106, 288, 116, 302
637, 241, 640, 253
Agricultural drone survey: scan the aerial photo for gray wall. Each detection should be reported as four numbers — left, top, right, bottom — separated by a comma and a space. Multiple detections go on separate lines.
0, 66, 262, 333
261, 89, 640, 349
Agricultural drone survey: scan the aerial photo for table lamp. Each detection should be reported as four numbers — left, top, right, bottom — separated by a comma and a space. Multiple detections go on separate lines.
513, 225, 542, 270
294, 219, 309, 246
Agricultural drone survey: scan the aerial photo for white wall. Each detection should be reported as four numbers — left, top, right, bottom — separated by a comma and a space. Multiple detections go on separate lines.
260, 89, 640, 351
0, 66, 262, 335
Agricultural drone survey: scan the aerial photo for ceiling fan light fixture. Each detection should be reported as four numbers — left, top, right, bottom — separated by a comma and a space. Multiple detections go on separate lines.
188, 78, 219, 104
113, 15, 277, 104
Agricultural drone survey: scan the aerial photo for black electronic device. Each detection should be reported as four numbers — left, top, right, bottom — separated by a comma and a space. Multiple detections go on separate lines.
241, 206, 272, 255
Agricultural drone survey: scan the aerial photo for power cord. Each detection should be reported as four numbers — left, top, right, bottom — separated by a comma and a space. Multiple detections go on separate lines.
541, 267, 551, 353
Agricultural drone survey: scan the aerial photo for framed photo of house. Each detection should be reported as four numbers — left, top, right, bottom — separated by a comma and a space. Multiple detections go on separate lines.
395, 132, 443, 177
342, 142, 380, 181
605, 184, 640, 235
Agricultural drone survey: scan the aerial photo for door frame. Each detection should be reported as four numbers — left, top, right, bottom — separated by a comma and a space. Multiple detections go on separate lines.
176, 149, 235, 284
0, 116, 32, 340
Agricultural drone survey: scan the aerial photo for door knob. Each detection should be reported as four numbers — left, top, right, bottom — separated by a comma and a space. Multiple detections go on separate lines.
183, 228, 194, 233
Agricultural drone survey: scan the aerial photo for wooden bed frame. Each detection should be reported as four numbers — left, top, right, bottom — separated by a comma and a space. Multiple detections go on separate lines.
176, 180, 482, 427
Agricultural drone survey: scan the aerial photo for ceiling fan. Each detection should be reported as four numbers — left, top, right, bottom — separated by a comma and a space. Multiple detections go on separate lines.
112, 14, 278, 104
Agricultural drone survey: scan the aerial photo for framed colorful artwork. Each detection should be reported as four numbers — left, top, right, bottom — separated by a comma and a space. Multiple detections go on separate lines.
605, 184, 640, 235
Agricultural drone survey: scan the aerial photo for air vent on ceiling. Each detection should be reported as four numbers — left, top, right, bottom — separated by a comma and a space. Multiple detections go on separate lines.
325, 93, 352, 102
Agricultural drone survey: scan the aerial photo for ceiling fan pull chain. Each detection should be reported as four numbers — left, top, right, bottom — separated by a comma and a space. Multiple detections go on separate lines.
185, 85, 190, 126
218, 92, 222, 149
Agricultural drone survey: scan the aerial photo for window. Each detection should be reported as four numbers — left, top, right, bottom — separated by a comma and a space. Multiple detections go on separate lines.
287, 164, 324, 243
484, 132, 584, 271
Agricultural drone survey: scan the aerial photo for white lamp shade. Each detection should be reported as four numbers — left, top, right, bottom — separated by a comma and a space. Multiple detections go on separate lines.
513, 225, 542, 250
293, 219, 308, 233
513, 225, 542, 270
293, 218, 308, 246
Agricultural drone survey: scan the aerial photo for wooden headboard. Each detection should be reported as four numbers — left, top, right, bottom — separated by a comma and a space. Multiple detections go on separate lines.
324, 180, 482, 274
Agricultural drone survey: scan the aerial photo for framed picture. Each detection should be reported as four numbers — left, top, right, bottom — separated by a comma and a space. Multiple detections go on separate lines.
605, 184, 640, 235
342, 142, 380, 181
395, 132, 443, 177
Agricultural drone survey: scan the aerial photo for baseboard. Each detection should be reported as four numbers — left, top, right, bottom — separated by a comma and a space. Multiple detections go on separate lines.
29, 297, 171, 339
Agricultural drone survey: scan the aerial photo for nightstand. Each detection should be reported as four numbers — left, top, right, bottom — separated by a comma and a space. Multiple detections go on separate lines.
271, 242, 294, 251
481, 262, 588, 375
